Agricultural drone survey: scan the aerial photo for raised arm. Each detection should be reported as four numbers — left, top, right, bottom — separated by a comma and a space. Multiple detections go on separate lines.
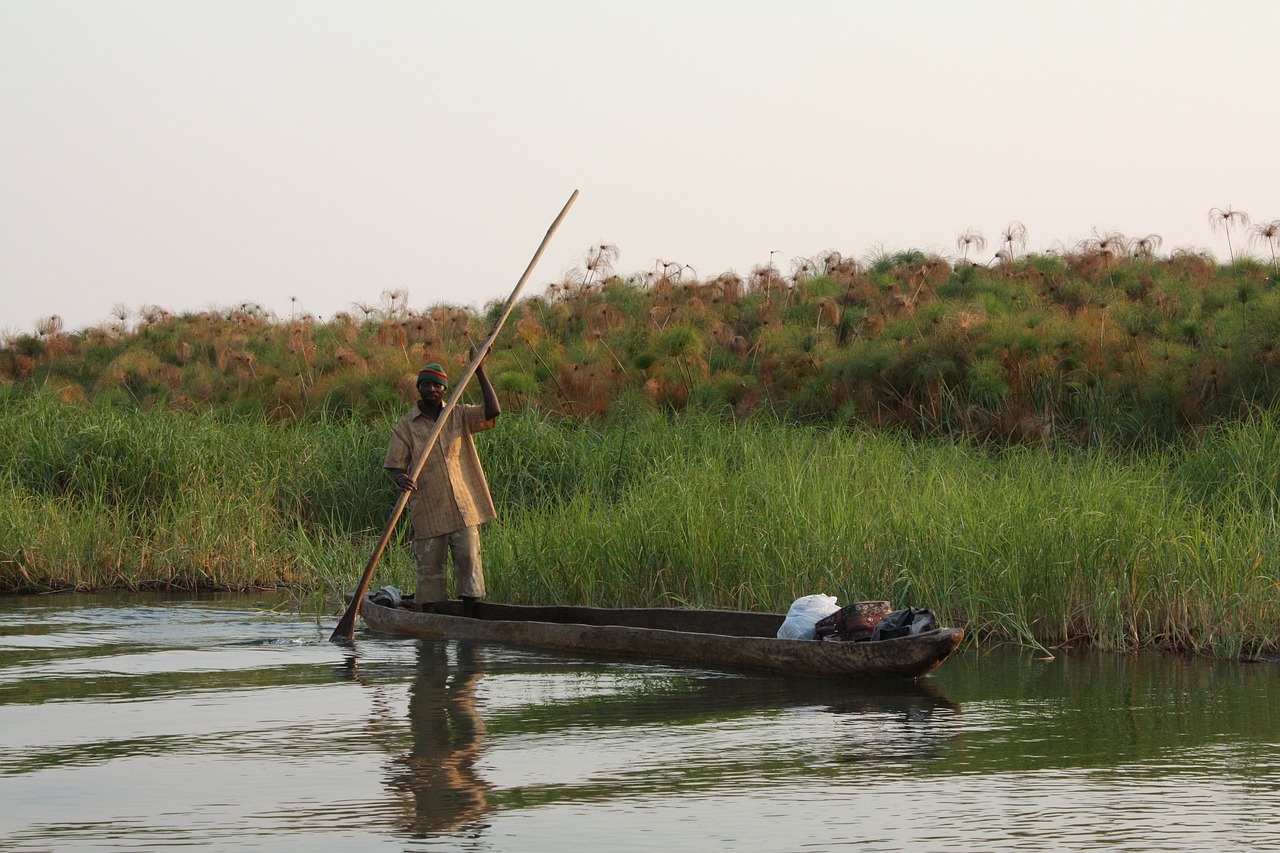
476, 356, 500, 421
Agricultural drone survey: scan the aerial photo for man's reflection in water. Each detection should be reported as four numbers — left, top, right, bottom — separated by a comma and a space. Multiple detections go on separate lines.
392, 640, 491, 836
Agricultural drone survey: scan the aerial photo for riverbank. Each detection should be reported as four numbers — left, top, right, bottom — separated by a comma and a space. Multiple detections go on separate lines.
2, 391, 1277, 657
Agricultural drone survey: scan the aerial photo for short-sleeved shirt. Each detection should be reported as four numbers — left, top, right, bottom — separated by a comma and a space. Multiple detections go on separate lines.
384, 403, 496, 540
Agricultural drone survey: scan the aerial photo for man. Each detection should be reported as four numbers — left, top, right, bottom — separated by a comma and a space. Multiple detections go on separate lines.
385, 358, 500, 617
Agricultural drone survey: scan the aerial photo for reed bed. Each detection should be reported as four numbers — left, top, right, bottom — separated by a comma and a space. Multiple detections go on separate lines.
7, 245, 1280, 449
2, 390, 1278, 658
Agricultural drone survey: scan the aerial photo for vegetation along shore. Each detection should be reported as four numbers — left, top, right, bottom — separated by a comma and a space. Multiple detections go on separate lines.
3, 230, 1279, 659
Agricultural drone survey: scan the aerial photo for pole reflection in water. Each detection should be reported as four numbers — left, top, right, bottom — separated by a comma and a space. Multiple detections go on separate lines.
390, 641, 492, 836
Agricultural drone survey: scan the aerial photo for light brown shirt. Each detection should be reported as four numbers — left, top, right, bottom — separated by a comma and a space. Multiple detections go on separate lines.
384, 404, 497, 539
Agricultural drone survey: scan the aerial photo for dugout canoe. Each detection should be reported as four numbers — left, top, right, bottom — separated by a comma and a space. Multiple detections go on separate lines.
357, 598, 964, 679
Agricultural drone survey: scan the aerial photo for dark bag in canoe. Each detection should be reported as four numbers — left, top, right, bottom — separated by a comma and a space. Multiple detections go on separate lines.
815, 601, 892, 641
870, 607, 938, 641
370, 586, 404, 608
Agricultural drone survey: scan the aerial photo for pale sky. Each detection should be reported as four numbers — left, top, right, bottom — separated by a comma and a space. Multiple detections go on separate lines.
2, 1, 1277, 334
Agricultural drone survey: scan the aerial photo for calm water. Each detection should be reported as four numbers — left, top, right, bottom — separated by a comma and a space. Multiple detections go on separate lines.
2, 593, 1279, 852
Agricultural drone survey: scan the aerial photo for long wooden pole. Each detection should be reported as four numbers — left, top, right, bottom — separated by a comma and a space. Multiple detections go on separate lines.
330, 189, 579, 644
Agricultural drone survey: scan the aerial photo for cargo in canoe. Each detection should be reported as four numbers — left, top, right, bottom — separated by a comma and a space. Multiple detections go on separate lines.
357, 598, 963, 679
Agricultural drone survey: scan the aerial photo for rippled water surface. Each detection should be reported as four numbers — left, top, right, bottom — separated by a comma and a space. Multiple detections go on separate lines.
2, 592, 1280, 851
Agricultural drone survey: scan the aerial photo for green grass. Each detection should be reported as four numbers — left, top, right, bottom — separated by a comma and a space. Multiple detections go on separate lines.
4, 389, 1279, 658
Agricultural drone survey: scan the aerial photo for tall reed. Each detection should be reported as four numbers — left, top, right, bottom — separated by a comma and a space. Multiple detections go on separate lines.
3, 390, 1278, 657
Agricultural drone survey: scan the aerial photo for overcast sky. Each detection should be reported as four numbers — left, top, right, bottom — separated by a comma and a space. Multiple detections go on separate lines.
3, 1, 1277, 334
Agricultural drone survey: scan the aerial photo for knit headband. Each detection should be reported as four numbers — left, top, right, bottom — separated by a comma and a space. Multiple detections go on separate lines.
417, 364, 448, 389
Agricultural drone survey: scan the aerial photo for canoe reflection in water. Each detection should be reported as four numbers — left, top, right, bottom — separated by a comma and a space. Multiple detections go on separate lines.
380, 636, 962, 838
389, 642, 492, 836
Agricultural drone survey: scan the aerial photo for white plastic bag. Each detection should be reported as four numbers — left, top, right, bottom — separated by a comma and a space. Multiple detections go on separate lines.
776, 594, 840, 640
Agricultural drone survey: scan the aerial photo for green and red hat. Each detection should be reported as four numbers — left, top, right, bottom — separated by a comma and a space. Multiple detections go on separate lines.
417, 364, 448, 389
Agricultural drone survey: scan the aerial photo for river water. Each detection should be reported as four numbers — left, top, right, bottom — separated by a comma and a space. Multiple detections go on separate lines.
2, 592, 1279, 852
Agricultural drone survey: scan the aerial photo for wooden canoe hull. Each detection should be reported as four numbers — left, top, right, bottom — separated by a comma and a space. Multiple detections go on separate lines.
358, 599, 964, 679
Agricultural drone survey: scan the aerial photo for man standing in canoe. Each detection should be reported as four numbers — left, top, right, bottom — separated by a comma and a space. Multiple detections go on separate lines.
385, 358, 500, 617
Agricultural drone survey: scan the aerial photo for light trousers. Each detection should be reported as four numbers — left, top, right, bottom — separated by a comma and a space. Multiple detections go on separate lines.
412, 525, 484, 602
